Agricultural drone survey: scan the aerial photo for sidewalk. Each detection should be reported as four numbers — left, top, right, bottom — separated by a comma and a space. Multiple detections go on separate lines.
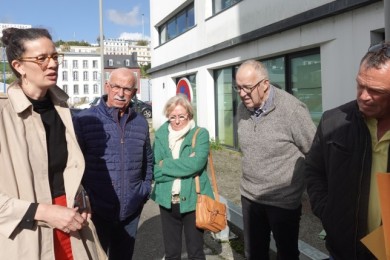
133, 199, 245, 260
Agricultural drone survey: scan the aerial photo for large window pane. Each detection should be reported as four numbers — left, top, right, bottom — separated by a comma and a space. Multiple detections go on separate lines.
167, 20, 176, 40
177, 11, 186, 34
215, 68, 235, 147
262, 57, 286, 90
187, 6, 194, 28
290, 53, 322, 125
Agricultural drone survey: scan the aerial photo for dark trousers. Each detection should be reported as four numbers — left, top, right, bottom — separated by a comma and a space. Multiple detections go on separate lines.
159, 204, 205, 260
241, 195, 302, 260
92, 209, 142, 260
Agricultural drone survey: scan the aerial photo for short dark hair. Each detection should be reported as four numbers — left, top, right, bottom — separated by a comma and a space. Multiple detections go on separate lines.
1, 27, 52, 77
360, 41, 390, 70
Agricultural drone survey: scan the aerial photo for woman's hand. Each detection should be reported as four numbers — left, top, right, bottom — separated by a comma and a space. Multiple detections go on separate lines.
35, 204, 88, 233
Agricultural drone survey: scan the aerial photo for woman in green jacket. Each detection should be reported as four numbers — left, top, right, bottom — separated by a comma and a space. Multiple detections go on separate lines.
151, 94, 214, 260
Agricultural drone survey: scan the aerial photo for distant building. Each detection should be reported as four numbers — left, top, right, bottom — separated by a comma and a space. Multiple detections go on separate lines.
104, 53, 141, 91
57, 52, 102, 106
104, 39, 151, 65
0, 23, 31, 37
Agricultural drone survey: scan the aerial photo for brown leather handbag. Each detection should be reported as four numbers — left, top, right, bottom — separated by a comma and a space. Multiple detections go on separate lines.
192, 128, 227, 233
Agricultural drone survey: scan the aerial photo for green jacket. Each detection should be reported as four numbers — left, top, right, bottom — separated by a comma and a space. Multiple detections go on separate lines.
151, 122, 214, 213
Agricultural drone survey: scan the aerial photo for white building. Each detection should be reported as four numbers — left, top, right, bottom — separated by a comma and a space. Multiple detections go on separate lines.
57, 53, 102, 106
104, 39, 151, 65
0, 23, 31, 37
149, 0, 384, 149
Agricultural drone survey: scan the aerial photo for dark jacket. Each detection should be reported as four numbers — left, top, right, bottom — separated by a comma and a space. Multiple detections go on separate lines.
73, 95, 153, 221
305, 100, 388, 260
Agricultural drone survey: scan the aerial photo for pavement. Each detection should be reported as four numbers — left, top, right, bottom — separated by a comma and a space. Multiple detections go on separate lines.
133, 199, 245, 260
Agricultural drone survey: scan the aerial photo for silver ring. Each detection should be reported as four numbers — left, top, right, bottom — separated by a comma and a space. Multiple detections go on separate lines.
64, 228, 70, 233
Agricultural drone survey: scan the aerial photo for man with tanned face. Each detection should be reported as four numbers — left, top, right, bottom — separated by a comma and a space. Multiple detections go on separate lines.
73, 68, 153, 260
305, 42, 390, 259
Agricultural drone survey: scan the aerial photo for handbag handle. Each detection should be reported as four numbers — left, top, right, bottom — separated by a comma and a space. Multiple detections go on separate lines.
192, 128, 221, 202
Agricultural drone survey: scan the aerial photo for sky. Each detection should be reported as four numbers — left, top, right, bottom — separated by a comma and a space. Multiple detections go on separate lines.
0, 0, 150, 44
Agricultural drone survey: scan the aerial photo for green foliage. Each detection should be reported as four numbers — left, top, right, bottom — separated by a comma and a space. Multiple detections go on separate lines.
55, 40, 91, 47
140, 63, 151, 78
210, 138, 223, 151
229, 239, 245, 255
136, 40, 148, 46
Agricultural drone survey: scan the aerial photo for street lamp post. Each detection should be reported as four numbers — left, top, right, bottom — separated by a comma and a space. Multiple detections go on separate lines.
99, 0, 105, 95
142, 14, 145, 40
2, 47, 6, 93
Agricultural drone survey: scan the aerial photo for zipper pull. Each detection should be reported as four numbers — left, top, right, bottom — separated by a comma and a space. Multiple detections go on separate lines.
121, 138, 124, 144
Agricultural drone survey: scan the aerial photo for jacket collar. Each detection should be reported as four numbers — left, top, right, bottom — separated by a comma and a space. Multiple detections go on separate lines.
7, 81, 69, 113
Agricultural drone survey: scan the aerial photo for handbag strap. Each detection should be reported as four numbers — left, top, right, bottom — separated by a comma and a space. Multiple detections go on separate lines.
192, 128, 221, 202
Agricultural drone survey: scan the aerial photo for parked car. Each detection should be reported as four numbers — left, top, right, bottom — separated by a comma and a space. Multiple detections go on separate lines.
132, 99, 152, 118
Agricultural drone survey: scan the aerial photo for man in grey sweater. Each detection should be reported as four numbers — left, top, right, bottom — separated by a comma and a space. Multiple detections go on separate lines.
235, 60, 316, 260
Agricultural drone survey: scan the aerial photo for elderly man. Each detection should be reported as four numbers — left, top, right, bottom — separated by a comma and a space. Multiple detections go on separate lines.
73, 68, 153, 260
235, 60, 316, 260
305, 42, 390, 259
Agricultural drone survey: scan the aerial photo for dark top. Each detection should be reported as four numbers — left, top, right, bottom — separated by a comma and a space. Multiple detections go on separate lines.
19, 94, 68, 229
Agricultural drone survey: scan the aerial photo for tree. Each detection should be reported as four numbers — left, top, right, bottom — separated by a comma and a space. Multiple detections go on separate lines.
136, 40, 148, 46
140, 63, 151, 78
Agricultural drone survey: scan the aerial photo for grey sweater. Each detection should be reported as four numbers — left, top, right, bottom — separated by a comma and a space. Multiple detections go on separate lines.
237, 86, 316, 209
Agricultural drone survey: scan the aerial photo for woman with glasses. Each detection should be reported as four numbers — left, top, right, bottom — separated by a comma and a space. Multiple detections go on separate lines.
0, 28, 106, 260
151, 94, 214, 260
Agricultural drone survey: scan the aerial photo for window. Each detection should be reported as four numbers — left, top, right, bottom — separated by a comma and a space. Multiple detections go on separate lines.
83, 60, 88, 69
73, 71, 79, 81
62, 60, 68, 69
214, 48, 322, 149
62, 71, 68, 81
62, 85, 68, 93
74, 84, 79, 95
83, 71, 88, 81
73, 60, 78, 69
108, 59, 113, 66
159, 3, 194, 45
93, 60, 98, 68
125, 59, 130, 66
84, 84, 89, 94
214, 68, 238, 147
262, 49, 322, 125
213, 0, 241, 14
93, 71, 98, 81
93, 84, 99, 94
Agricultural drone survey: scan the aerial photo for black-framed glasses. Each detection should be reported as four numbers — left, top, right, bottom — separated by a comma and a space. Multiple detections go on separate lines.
107, 82, 136, 95
233, 78, 266, 94
18, 53, 64, 70
168, 114, 188, 122
367, 43, 390, 57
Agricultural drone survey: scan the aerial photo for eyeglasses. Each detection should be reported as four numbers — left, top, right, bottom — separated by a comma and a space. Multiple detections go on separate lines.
233, 78, 266, 94
107, 82, 136, 95
18, 53, 64, 70
168, 114, 188, 122
367, 43, 390, 57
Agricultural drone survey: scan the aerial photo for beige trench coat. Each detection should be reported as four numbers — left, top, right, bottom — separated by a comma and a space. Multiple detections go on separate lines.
0, 83, 107, 260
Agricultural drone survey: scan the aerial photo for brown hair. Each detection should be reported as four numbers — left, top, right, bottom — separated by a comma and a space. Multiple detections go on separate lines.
1, 27, 52, 77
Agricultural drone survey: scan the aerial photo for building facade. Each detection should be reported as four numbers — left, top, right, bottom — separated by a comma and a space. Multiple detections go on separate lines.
0, 23, 31, 38
149, 0, 384, 149
104, 39, 151, 65
57, 53, 102, 106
